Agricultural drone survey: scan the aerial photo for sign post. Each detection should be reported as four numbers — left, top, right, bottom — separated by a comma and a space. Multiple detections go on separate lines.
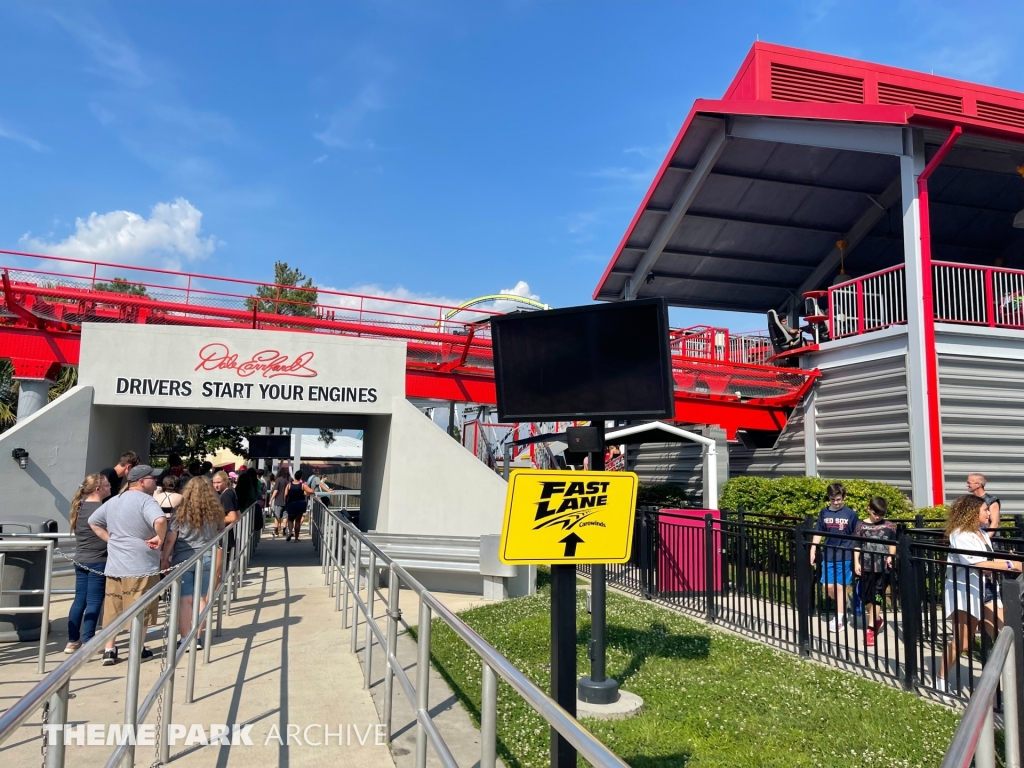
499, 468, 638, 768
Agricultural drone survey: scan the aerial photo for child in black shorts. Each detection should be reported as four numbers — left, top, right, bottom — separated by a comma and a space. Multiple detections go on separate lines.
853, 497, 898, 647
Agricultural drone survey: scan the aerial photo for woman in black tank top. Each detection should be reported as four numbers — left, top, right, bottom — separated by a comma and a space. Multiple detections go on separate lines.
284, 470, 314, 542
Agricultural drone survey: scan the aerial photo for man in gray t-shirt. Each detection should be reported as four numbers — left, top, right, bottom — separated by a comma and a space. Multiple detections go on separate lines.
89, 464, 167, 665
91, 488, 166, 577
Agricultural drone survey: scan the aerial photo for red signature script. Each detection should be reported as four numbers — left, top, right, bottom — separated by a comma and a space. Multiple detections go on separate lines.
195, 343, 318, 379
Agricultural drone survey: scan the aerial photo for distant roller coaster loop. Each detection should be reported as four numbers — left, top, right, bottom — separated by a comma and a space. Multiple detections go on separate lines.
442, 294, 549, 321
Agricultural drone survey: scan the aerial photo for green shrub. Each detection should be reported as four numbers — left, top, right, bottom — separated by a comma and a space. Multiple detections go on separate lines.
719, 476, 916, 521
636, 483, 693, 508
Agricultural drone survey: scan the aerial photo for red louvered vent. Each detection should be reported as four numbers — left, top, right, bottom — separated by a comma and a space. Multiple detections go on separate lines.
770, 63, 864, 104
877, 82, 962, 115
977, 100, 1024, 129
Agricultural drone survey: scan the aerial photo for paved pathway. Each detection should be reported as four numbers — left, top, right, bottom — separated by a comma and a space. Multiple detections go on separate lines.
0, 524, 395, 767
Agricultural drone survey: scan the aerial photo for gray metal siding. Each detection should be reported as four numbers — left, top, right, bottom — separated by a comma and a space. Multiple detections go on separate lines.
728, 405, 807, 478
627, 441, 704, 506
939, 354, 1024, 508
814, 355, 912, 491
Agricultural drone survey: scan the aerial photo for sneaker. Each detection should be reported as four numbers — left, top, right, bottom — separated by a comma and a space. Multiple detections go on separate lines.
866, 628, 875, 647
177, 637, 203, 653
64, 641, 82, 654
286, 530, 292, 542
141, 647, 153, 660
874, 616, 885, 632
827, 617, 845, 633
102, 648, 118, 666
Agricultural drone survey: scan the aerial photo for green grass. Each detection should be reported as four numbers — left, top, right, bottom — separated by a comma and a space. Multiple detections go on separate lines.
420, 574, 961, 767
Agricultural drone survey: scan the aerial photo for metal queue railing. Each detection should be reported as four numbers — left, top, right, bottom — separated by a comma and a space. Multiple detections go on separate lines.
308, 497, 628, 768
940, 626, 1021, 768
0, 503, 259, 768
578, 509, 1024, 709
0, 532, 117, 673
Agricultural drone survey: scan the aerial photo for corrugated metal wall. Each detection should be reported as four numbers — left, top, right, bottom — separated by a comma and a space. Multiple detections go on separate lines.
728, 405, 807, 478
626, 440, 704, 506
814, 355, 912, 491
939, 354, 1024, 507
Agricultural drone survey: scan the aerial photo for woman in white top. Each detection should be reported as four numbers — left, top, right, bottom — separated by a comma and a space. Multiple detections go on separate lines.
155, 474, 183, 516
940, 494, 1022, 693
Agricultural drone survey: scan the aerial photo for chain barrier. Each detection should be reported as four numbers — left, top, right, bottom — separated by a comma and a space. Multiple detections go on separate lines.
39, 700, 49, 768
53, 548, 194, 578
149, 584, 173, 768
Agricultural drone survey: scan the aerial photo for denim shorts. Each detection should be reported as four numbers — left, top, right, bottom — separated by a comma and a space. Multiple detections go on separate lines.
821, 560, 853, 586
180, 555, 213, 598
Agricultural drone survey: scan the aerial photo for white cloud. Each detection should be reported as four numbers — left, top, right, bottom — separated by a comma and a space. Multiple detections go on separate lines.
590, 166, 655, 188
927, 38, 1007, 83
0, 120, 47, 152
314, 83, 385, 149
313, 154, 329, 164
20, 198, 219, 272
48, 11, 149, 88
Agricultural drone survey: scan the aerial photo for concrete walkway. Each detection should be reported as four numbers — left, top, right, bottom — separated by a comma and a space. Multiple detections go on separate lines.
0, 524, 395, 767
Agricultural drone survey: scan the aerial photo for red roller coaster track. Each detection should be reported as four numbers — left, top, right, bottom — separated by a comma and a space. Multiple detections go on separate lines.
0, 250, 815, 436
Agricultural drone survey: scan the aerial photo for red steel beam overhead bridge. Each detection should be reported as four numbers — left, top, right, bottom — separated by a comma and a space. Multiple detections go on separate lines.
0, 250, 813, 436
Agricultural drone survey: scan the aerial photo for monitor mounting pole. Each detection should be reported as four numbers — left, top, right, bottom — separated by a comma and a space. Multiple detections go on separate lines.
577, 420, 620, 705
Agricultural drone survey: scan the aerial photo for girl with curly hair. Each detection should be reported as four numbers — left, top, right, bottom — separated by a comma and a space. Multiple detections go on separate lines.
940, 494, 1023, 693
160, 477, 225, 650
65, 473, 111, 653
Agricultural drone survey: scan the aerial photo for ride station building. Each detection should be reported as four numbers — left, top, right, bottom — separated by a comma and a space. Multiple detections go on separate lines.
593, 42, 1024, 509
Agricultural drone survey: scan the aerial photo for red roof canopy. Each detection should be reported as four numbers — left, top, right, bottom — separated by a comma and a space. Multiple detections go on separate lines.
594, 43, 1024, 308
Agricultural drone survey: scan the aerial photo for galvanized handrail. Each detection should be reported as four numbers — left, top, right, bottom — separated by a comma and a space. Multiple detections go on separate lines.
0, 540, 55, 673
0, 503, 258, 768
1, 535, 113, 674
941, 625, 1021, 768
309, 497, 628, 768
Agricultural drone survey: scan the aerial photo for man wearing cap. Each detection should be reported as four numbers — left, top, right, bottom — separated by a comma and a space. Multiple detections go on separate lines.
89, 465, 168, 666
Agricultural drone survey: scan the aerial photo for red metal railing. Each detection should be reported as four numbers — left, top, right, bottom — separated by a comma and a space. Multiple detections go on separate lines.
0, 249, 818, 433
932, 261, 1024, 328
671, 325, 775, 365
0, 248, 501, 332
826, 261, 1024, 340
828, 266, 908, 339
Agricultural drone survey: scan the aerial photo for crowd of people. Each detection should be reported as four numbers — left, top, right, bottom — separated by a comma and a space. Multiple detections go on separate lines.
65, 450, 324, 666
807, 472, 1016, 693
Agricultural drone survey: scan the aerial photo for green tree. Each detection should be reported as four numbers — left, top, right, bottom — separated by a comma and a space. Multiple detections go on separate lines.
95, 277, 148, 296
250, 261, 318, 317
0, 363, 79, 432
150, 423, 258, 463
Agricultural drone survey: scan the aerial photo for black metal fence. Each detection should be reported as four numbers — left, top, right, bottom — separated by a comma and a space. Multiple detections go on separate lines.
578, 508, 1024, 709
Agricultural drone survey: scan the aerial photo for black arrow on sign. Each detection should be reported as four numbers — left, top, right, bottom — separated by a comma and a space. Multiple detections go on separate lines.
559, 532, 584, 558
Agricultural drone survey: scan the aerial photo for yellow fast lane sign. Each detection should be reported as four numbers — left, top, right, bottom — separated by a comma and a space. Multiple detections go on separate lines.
498, 470, 639, 565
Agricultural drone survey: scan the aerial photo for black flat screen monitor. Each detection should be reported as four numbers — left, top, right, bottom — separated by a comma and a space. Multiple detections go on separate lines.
247, 435, 292, 458
490, 298, 674, 421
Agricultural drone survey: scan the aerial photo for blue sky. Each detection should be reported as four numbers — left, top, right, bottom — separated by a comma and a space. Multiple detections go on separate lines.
1, 1, 1022, 331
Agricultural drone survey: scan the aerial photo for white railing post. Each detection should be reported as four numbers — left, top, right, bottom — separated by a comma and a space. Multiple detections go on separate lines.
351, 538, 363, 652
415, 600, 432, 768
364, 551, 377, 689
481, 662, 497, 768
39, 541, 53, 674
383, 566, 400, 742
1003, 647, 1021, 768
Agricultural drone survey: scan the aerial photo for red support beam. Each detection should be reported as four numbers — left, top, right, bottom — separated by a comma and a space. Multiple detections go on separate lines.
918, 126, 962, 506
